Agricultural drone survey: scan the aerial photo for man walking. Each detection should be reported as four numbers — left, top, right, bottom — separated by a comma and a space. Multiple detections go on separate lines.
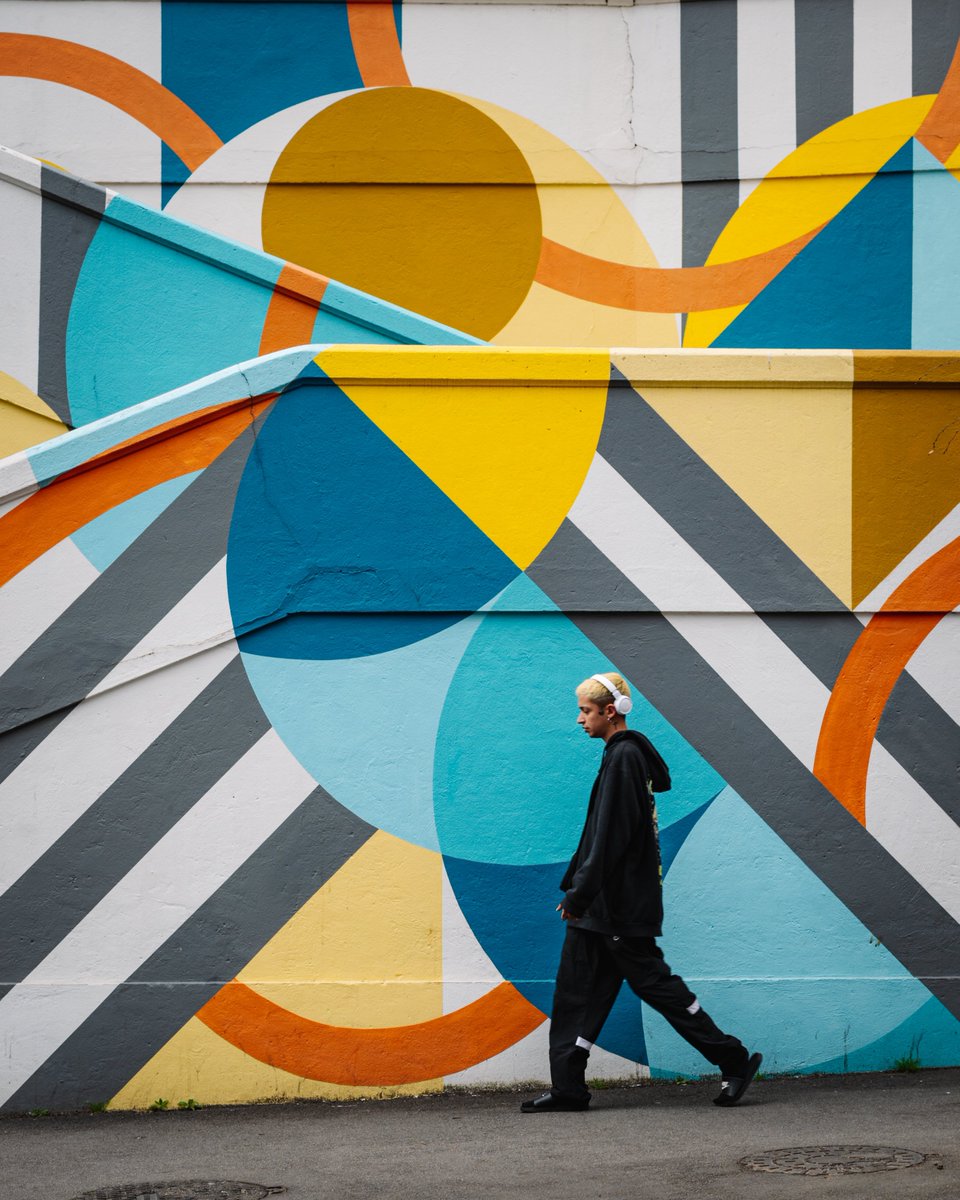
521, 672, 761, 1113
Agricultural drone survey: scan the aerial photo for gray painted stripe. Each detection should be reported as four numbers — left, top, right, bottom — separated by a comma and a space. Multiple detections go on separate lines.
600, 373, 960, 820
4, 785, 376, 1112
681, 0, 739, 268
912, 0, 960, 95
0, 657, 270, 992
528, 535, 960, 1019
0, 427, 256, 783
795, 0, 854, 145
38, 167, 106, 426
527, 518, 658, 613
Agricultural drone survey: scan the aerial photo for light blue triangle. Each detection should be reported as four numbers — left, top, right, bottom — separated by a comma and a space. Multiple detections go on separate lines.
912, 139, 960, 348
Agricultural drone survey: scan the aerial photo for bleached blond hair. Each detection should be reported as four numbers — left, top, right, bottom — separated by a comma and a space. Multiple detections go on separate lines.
576, 672, 631, 708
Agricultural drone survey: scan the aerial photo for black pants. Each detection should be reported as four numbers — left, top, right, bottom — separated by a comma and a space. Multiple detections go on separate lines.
549, 925, 747, 1100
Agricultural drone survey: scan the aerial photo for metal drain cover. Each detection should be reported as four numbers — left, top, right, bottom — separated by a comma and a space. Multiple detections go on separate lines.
71, 1183, 283, 1200
739, 1145, 927, 1176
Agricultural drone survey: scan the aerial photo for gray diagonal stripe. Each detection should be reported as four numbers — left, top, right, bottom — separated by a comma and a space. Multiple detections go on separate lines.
0, 426, 258, 783
0, 656, 269, 994
3, 784, 376, 1112
600, 372, 960, 822
527, 533, 960, 1021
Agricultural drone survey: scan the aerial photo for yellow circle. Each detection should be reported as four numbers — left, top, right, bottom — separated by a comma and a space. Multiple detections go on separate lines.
262, 87, 542, 340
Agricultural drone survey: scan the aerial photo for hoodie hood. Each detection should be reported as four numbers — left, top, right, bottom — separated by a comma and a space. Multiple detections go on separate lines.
607, 729, 672, 792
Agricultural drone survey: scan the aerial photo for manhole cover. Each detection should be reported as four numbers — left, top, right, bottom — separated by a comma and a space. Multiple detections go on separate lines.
71, 1183, 283, 1200
739, 1145, 927, 1176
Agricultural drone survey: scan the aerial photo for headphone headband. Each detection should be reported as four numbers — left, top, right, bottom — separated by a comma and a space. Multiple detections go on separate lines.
591, 673, 633, 716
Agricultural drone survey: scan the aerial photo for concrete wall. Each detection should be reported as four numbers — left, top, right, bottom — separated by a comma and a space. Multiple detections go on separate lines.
0, 345, 957, 1110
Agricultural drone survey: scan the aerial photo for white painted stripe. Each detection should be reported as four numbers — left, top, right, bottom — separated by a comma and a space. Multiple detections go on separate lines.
902, 613, 960, 726
90, 559, 234, 696
0, 540, 98, 676
442, 862, 503, 1014
569, 454, 752, 614
855, 506, 960, 612
0, 162, 41, 393
0, 728, 317, 1104
737, 0, 797, 204
853, 0, 912, 114
669, 613, 830, 767
0, 566, 238, 896
866, 741, 960, 923
628, 1, 683, 189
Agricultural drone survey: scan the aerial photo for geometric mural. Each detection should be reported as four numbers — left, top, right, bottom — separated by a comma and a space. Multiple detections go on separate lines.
0, 0, 959, 1109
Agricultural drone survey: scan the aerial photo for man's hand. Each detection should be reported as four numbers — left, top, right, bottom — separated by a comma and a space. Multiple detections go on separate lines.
556, 903, 579, 922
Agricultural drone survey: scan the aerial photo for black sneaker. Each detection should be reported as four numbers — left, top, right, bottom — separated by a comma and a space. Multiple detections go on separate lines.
713, 1051, 762, 1107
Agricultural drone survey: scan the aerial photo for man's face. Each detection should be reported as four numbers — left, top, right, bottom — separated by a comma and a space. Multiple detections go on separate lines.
576, 693, 611, 738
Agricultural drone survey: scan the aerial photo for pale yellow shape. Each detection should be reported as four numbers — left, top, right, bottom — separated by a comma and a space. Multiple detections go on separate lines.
495, 281, 678, 349
642, 384, 853, 605
685, 97, 933, 348
240, 830, 442, 1025
110, 832, 443, 1109
613, 348, 854, 385
319, 347, 609, 569
460, 95, 678, 347
0, 372, 67, 455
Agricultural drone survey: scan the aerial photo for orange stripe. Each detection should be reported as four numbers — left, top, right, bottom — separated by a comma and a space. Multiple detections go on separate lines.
535, 227, 823, 314
813, 537, 960, 825
0, 399, 271, 589
196, 980, 545, 1086
0, 34, 222, 170
347, 1, 411, 87
259, 263, 331, 356
916, 34, 960, 163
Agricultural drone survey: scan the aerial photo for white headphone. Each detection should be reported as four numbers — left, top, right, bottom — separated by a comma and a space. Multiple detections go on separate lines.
591, 673, 633, 716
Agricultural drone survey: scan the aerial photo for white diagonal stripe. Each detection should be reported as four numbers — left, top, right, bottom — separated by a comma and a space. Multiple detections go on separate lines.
0, 562, 236, 896
0, 539, 99, 676
866, 742, 960, 922
0, 727, 317, 1105
569, 454, 752, 615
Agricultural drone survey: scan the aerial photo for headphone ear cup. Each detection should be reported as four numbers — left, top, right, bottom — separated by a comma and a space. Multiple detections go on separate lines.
616, 696, 633, 715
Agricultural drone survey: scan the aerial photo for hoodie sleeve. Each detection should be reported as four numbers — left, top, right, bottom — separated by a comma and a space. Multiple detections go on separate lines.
561, 744, 647, 918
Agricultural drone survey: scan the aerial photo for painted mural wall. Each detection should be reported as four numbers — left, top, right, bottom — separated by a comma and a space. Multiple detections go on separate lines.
0, 0, 958, 375
0, 345, 958, 1110
0, 0, 958, 1110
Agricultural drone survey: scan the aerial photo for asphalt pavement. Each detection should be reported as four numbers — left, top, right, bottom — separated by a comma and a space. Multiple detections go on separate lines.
1, 1068, 958, 1200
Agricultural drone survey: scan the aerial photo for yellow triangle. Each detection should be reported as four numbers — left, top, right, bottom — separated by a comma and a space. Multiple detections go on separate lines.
109, 832, 443, 1108
318, 348, 609, 568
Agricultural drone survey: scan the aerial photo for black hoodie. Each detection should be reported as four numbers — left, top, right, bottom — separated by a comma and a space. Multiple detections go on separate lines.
560, 729, 671, 937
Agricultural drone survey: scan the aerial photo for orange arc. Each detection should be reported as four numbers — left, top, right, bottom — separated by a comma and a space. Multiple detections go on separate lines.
535, 227, 824, 314
196, 980, 546, 1085
0, 34, 223, 170
347, 2, 411, 88
0, 397, 272, 589
259, 263, 330, 356
813, 536, 960, 826
916, 34, 960, 163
